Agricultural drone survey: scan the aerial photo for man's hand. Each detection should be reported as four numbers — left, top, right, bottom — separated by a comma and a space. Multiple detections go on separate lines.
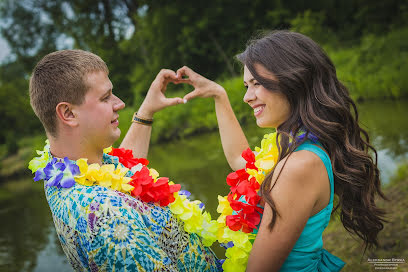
137, 69, 184, 119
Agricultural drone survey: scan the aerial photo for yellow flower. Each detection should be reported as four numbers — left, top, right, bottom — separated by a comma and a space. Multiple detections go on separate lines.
183, 202, 203, 233
28, 142, 50, 173
75, 159, 93, 186
223, 246, 249, 272
216, 195, 233, 224
199, 212, 219, 246
111, 165, 133, 192
169, 194, 188, 215
74, 159, 133, 193
149, 168, 159, 181
28, 150, 49, 173
103, 146, 112, 154
246, 168, 265, 184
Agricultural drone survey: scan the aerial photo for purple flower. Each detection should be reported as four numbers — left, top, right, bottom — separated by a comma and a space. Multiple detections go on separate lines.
40, 157, 78, 188
199, 202, 205, 210
34, 170, 46, 181
220, 241, 234, 249
179, 190, 191, 197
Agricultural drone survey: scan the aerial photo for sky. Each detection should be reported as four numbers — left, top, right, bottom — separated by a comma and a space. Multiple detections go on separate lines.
0, 36, 11, 63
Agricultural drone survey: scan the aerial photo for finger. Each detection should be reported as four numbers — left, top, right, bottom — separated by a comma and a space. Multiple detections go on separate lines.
176, 66, 197, 80
155, 69, 177, 83
164, 97, 184, 106
174, 77, 193, 85
183, 89, 201, 101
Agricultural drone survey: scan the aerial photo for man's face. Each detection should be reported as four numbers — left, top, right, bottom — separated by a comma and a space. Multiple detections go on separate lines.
74, 71, 125, 150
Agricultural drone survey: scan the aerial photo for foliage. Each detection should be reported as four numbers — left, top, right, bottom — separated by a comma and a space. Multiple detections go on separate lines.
328, 28, 408, 100
0, 0, 407, 156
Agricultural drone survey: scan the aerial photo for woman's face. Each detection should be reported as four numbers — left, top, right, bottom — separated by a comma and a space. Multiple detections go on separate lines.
243, 65, 291, 128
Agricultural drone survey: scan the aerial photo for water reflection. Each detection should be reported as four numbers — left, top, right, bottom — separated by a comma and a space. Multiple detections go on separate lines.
0, 179, 72, 272
0, 99, 406, 271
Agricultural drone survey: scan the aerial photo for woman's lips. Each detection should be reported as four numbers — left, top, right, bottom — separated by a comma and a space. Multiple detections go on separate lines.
253, 105, 265, 117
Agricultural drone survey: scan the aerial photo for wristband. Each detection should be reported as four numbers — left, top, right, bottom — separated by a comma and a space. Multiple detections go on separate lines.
132, 112, 153, 126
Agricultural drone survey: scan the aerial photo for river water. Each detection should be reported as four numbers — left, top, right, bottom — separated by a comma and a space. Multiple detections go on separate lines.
0, 99, 407, 272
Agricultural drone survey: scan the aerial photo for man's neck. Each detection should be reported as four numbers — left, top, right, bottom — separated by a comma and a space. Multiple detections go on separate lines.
48, 135, 103, 165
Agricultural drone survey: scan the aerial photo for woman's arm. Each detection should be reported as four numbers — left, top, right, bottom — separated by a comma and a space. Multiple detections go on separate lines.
120, 69, 184, 158
176, 66, 249, 171
247, 151, 327, 271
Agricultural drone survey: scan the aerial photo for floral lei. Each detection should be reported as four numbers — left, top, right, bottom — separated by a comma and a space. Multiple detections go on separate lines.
29, 132, 313, 272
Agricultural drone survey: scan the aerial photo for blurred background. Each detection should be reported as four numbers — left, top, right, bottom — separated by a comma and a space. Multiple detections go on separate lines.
0, 0, 407, 271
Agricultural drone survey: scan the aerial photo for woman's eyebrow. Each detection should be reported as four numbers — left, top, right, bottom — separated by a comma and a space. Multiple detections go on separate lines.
244, 78, 255, 84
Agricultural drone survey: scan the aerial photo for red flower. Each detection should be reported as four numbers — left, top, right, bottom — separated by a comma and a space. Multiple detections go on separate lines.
109, 148, 149, 168
241, 148, 255, 163
235, 168, 250, 181
223, 148, 265, 234
226, 215, 243, 231
129, 166, 181, 206
226, 213, 260, 233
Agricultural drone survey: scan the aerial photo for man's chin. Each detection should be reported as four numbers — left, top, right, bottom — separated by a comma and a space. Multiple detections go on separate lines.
110, 130, 121, 145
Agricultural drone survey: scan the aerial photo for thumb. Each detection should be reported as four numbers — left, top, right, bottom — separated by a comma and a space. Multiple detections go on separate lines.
183, 89, 201, 102
165, 97, 184, 106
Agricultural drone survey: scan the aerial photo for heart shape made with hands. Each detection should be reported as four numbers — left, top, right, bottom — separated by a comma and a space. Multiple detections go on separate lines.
140, 66, 225, 117
174, 66, 225, 101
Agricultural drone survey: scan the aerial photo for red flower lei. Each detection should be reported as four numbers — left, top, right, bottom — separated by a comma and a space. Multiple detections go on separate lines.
109, 148, 181, 206
225, 148, 264, 233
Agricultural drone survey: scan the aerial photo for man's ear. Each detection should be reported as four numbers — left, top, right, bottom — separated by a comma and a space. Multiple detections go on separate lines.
55, 102, 78, 127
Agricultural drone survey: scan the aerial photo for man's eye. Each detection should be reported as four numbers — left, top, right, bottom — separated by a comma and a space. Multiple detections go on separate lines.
254, 82, 261, 86
103, 95, 111, 101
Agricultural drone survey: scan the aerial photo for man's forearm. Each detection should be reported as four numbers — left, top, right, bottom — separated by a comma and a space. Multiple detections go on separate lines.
120, 121, 152, 159
120, 105, 154, 158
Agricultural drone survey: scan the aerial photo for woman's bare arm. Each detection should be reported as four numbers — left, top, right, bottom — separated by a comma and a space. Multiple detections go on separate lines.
176, 66, 249, 170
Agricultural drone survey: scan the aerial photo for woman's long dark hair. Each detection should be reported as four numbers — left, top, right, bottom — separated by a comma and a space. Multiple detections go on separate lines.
237, 30, 387, 250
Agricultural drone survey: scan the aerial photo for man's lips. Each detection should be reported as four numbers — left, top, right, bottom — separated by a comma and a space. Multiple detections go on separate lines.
111, 117, 119, 125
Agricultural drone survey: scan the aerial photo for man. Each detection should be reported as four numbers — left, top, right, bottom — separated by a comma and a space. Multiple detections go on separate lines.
29, 50, 220, 271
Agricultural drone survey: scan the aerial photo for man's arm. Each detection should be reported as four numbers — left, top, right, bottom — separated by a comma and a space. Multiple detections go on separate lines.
120, 69, 183, 158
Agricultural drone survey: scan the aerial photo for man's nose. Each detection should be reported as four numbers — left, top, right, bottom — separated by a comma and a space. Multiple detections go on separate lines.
113, 95, 125, 111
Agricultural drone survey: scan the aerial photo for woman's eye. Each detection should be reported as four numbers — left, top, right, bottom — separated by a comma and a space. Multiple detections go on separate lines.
102, 95, 111, 101
254, 82, 261, 86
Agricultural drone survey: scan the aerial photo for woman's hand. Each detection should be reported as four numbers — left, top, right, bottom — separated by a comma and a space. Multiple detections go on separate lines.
175, 66, 227, 101
176, 66, 249, 171
137, 69, 184, 119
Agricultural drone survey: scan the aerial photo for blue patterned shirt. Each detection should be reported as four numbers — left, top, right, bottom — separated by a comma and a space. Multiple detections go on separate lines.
44, 153, 221, 271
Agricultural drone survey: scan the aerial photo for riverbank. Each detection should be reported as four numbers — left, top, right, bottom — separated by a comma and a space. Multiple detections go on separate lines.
323, 162, 408, 271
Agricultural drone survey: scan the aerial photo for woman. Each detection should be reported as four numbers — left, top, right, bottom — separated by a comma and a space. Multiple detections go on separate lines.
176, 30, 386, 271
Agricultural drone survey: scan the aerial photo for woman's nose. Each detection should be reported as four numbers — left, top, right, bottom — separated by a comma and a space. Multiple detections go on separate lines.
243, 87, 256, 103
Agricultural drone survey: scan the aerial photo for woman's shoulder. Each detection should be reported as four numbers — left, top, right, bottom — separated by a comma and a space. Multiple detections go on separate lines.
270, 150, 329, 204
274, 149, 326, 184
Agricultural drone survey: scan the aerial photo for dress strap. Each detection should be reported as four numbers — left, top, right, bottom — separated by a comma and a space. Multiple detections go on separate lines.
295, 141, 334, 204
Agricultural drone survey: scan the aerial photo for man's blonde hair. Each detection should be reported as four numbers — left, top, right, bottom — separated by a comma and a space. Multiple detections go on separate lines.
29, 49, 108, 136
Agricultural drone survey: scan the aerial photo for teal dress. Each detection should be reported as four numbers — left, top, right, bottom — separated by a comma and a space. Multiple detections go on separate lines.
280, 141, 345, 271
241, 141, 345, 271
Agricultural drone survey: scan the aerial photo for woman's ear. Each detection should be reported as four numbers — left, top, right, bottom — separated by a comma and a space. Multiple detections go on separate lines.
55, 102, 78, 127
